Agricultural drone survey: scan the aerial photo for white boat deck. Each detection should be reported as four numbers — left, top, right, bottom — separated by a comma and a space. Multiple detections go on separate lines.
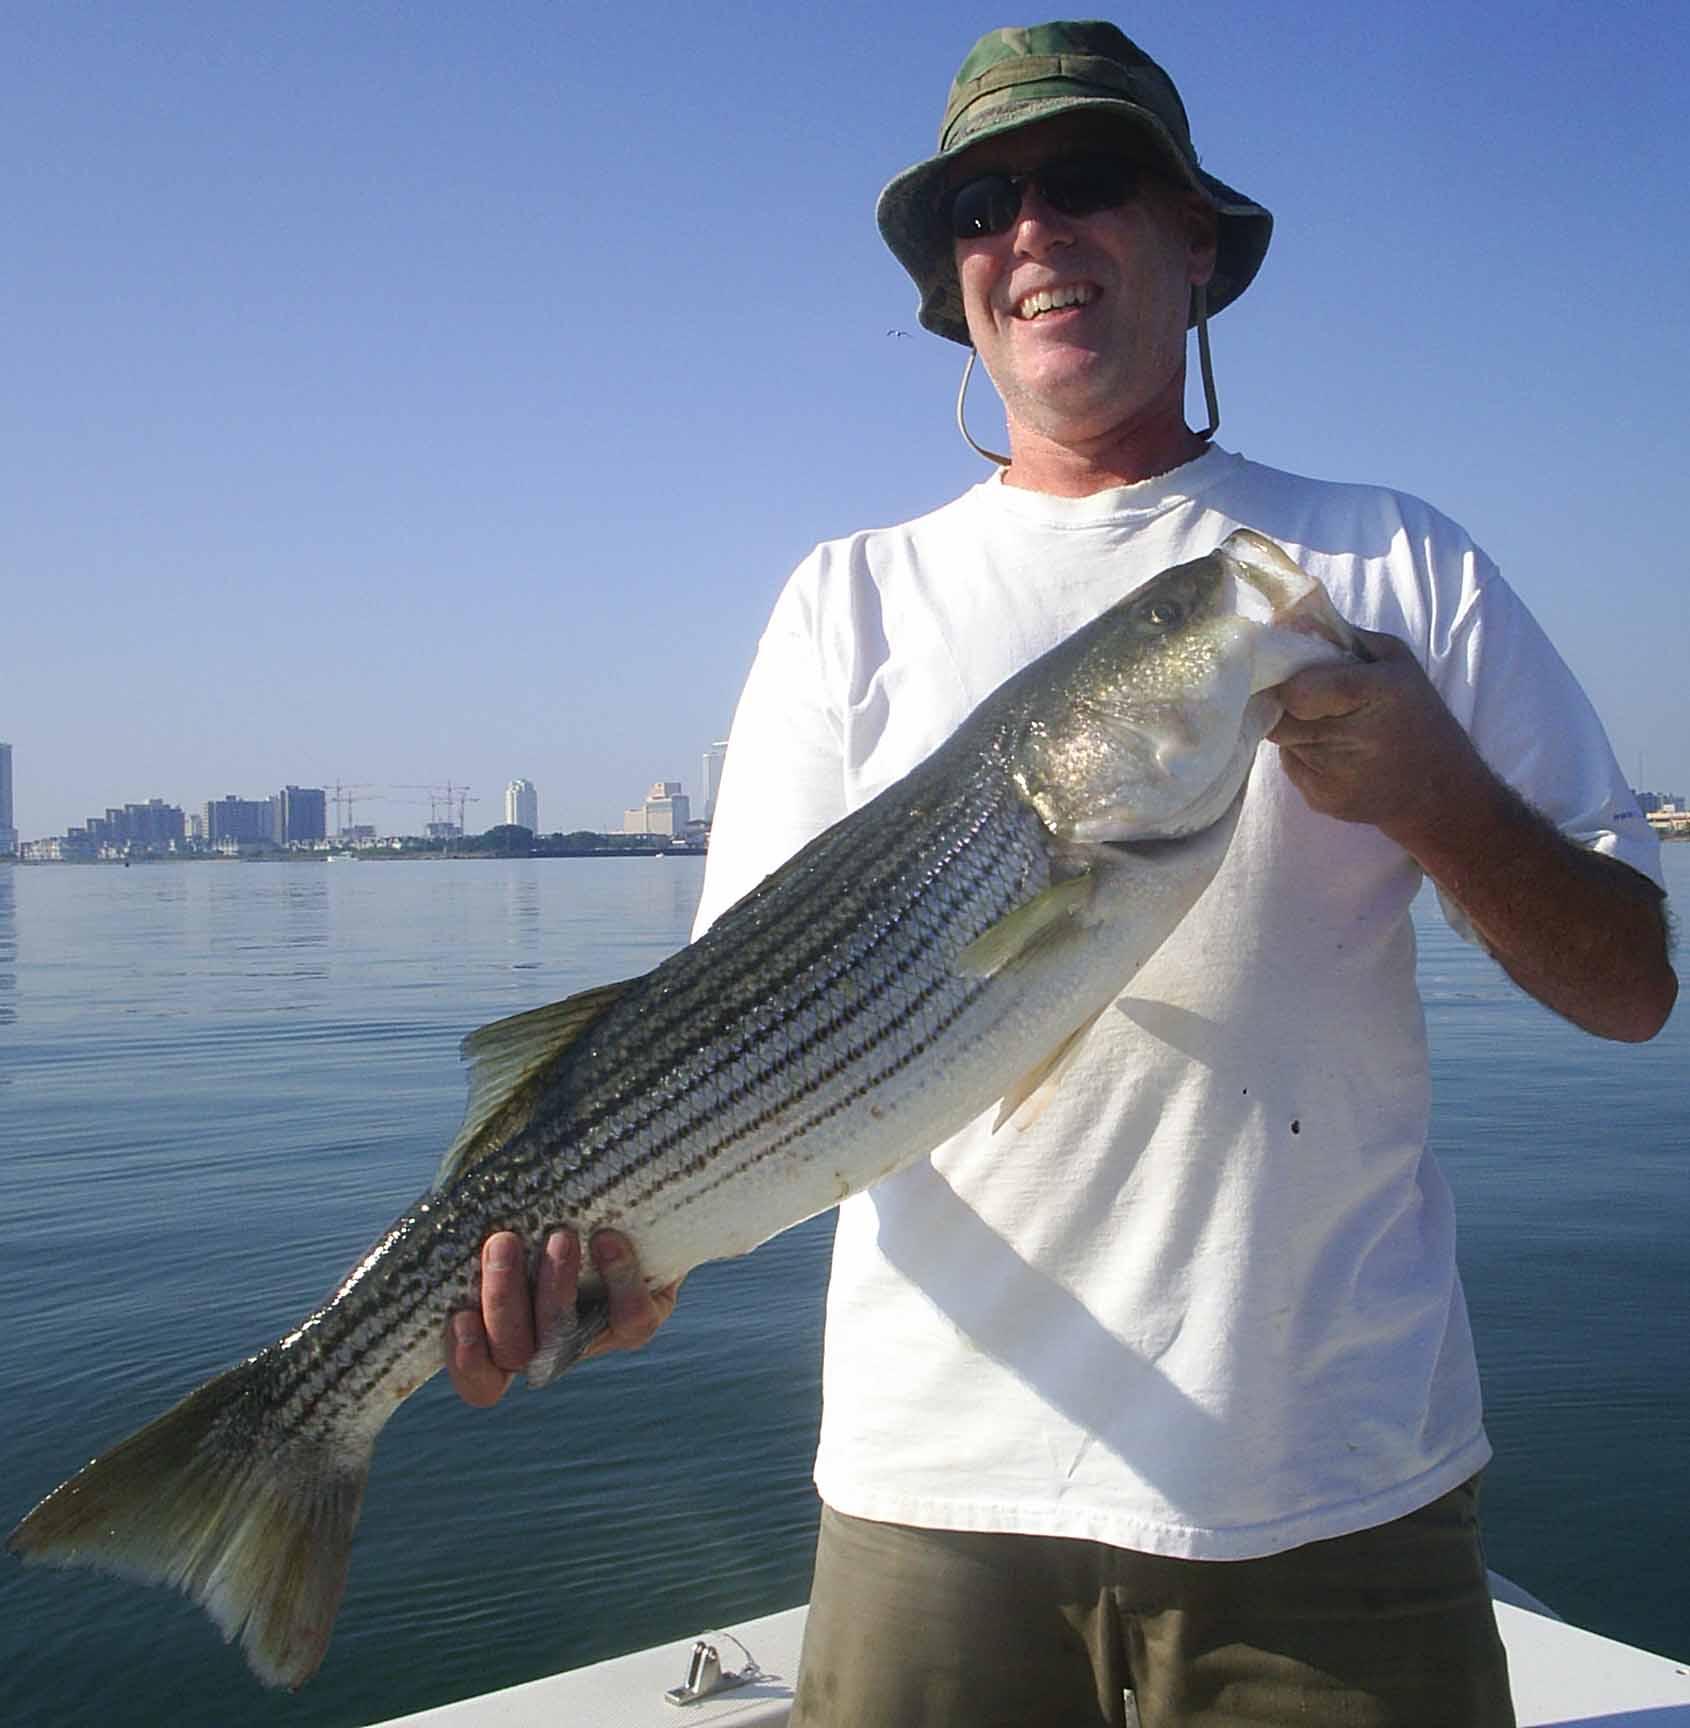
370, 1581, 1690, 1727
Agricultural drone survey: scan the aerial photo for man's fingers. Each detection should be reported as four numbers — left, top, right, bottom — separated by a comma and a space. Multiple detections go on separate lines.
1272, 632, 1416, 730
446, 1230, 536, 1407
1347, 624, 1408, 662
588, 1230, 675, 1353
480, 1231, 537, 1373
533, 1228, 581, 1345
445, 1309, 512, 1408
594, 1230, 660, 1345
1272, 664, 1373, 726
452, 1227, 679, 1394
649, 1278, 684, 1326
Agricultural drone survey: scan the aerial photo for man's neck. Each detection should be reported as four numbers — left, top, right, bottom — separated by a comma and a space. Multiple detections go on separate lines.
1001, 419, 1209, 497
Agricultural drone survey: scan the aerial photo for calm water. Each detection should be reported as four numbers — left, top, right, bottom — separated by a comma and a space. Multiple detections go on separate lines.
0, 851, 1684, 1725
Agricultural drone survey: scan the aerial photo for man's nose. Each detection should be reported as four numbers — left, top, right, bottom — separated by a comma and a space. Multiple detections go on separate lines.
1011, 183, 1076, 253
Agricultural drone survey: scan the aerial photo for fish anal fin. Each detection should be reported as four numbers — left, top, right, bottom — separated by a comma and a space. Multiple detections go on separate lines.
437, 979, 639, 1187
525, 1294, 610, 1391
992, 1009, 1104, 1133
956, 873, 1093, 980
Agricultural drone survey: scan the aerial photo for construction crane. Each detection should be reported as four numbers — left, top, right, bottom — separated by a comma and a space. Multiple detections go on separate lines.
392, 785, 446, 826
392, 782, 480, 837
325, 782, 376, 838
447, 782, 480, 835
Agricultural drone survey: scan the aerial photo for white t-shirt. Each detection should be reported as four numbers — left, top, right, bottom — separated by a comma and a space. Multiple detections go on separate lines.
692, 445, 1661, 1561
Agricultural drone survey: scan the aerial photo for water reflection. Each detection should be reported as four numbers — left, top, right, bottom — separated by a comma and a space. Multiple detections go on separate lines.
137, 865, 189, 910
501, 863, 542, 967
192, 863, 335, 1008
280, 864, 330, 960
0, 864, 14, 1036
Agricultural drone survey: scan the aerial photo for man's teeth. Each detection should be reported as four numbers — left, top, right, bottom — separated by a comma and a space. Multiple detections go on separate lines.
1016, 284, 1095, 319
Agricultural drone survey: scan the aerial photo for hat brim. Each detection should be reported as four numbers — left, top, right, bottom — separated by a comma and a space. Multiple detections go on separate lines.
876, 97, 1272, 346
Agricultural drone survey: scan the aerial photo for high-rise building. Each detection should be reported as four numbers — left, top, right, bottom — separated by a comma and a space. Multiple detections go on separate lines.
622, 781, 690, 837
124, 800, 185, 847
505, 778, 539, 832
79, 798, 184, 851
275, 786, 327, 844
205, 795, 274, 845
0, 742, 15, 854
700, 741, 728, 823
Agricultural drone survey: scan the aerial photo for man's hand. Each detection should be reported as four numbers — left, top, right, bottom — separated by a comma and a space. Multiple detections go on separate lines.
1269, 626, 1675, 1043
445, 1228, 681, 1408
1268, 627, 1487, 844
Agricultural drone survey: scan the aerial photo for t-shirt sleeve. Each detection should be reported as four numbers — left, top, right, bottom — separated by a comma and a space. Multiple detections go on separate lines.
691, 558, 848, 938
1430, 563, 1663, 937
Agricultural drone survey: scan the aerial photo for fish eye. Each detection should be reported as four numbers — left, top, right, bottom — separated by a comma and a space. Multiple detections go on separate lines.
1133, 596, 1188, 632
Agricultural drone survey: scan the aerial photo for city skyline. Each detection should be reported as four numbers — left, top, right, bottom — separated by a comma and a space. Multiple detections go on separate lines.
5, 5, 1688, 843
10, 718, 1688, 856
1, 751, 719, 849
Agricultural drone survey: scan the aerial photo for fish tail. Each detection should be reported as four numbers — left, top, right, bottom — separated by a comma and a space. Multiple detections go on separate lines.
6, 1352, 373, 1689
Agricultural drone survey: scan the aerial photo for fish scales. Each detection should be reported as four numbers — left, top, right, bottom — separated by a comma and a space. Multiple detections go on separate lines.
208, 743, 1053, 1472
508, 744, 1042, 1221
8, 529, 1361, 1689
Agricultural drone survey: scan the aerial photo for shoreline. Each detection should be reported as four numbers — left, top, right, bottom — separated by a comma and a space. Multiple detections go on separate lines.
3, 847, 708, 867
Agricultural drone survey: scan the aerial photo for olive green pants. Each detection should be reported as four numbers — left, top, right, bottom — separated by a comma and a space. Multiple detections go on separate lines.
791, 1482, 1515, 1727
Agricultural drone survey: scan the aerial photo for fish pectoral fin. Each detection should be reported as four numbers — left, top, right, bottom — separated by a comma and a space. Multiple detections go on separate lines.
525, 1297, 609, 1391
956, 873, 1094, 980
436, 979, 639, 1187
991, 1009, 1104, 1132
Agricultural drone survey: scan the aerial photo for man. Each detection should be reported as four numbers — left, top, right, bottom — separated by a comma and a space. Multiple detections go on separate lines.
450, 22, 1675, 1725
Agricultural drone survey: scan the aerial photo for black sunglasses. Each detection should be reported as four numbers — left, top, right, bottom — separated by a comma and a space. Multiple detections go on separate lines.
942, 153, 1144, 240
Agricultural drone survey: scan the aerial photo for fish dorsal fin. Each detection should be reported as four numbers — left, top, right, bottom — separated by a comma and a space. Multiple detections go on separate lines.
992, 1008, 1104, 1133
435, 980, 636, 1187
956, 872, 1093, 980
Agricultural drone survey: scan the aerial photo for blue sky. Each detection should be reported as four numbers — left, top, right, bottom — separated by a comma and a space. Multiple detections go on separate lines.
6, 0, 1688, 841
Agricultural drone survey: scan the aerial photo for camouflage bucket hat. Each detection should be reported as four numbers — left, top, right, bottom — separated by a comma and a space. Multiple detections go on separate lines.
876, 20, 1273, 346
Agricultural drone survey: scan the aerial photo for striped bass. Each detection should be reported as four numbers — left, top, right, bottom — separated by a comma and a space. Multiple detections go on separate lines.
8, 530, 1358, 1687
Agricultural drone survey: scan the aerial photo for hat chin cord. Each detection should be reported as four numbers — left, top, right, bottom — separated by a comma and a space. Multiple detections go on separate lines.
955, 349, 1012, 467
1192, 283, 1220, 442
954, 283, 1221, 468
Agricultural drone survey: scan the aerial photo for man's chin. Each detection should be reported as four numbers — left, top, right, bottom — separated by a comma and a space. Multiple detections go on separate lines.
1006, 374, 1139, 444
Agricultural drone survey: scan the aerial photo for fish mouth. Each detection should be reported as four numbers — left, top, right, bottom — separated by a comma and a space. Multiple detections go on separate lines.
1096, 779, 1249, 859
1223, 530, 1362, 660
1103, 828, 1215, 860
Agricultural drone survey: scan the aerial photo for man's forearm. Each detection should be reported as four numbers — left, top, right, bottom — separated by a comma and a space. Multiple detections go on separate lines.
1397, 769, 1676, 1043
1270, 628, 1676, 1043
